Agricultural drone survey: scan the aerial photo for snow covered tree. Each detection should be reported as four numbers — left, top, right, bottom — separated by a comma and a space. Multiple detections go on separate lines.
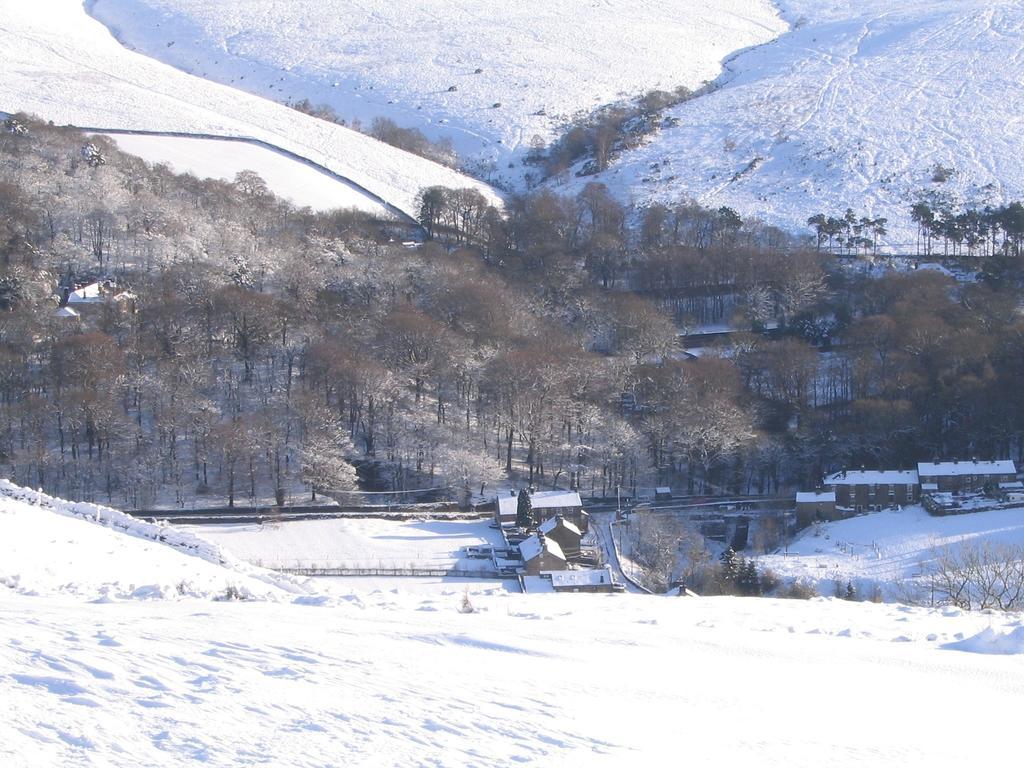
80, 143, 105, 168
719, 547, 742, 584
298, 398, 358, 501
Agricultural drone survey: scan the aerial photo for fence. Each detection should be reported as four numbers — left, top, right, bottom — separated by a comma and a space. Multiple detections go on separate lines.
275, 566, 508, 579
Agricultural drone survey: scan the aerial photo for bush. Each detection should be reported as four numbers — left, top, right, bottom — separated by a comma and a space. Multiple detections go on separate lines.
780, 580, 818, 600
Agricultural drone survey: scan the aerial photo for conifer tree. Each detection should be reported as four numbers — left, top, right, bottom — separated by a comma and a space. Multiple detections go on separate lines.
719, 547, 741, 584
739, 560, 761, 596
515, 490, 533, 528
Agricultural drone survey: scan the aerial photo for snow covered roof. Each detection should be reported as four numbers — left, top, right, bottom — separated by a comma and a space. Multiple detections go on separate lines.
1000, 481, 1024, 490
530, 490, 582, 509
66, 282, 105, 303
496, 489, 582, 517
546, 567, 614, 588
655, 487, 672, 494
66, 281, 132, 305
824, 470, 918, 486
519, 534, 565, 563
917, 460, 1016, 477
496, 494, 519, 517
54, 305, 80, 318
539, 515, 581, 537
796, 491, 835, 503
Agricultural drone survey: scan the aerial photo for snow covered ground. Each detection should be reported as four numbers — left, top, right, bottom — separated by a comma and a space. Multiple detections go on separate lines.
758, 504, 1024, 600
0, 480, 313, 602
0, 0, 500, 219
88, 0, 786, 184
4, 480, 1024, 766
95, 132, 391, 215
182, 517, 506, 571
561, 0, 1024, 249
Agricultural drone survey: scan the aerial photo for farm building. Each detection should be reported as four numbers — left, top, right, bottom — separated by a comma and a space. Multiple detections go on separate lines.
518, 533, 567, 576
795, 491, 837, 528
545, 567, 621, 593
538, 515, 582, 559
531, 490, 589, 533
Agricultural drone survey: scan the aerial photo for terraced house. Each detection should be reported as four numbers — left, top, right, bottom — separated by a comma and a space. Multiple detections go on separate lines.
823, 470, 920, 511
916, 460, 1018, 493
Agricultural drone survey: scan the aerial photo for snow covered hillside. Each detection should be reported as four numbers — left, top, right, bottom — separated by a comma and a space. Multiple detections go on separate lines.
95, 132, 392, 215
758, 505, 1024, 601
88, 0, 787, 183
570, 0, 1024, 249
3, 480, 1024, 766
84, 0, 1024, 246
0, 0, 499, 219
0, 480, 314, 601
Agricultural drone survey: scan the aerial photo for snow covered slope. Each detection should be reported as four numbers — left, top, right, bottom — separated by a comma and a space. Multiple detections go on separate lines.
4, 588, 1024, 766
0, 0, 500, 219
0, 480, 314, 601
94, 132, 391, 215
2, 479, 1024, 766
88, 0, 787, 182
569, 0, 1024, 249
758, 504, 1024, 600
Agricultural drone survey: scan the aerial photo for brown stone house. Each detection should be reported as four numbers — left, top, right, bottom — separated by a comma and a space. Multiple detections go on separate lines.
531, 490, 589, 533
494, 489, 590, 532
823, 470, 919, 511
917, 460, 1017, 493
538, 515, 582, 559
795, 491, 837, 528
519, 533, 567, 575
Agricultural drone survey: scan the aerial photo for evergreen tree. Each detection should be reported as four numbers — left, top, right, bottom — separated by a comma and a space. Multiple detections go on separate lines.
515, 490, 533, 528
719, 547, 741, 584
739, 560, 761, 596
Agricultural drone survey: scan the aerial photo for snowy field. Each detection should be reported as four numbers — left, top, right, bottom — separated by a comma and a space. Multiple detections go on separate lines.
562, 0, 1024, 249
182, 517, 506, 571
88, 0, 786, 183
313, 576, 521, 596
758, 505, 1024, 600
3, 481, 1024, 766
0, 0, 499, 219
96, 132, 391, 214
